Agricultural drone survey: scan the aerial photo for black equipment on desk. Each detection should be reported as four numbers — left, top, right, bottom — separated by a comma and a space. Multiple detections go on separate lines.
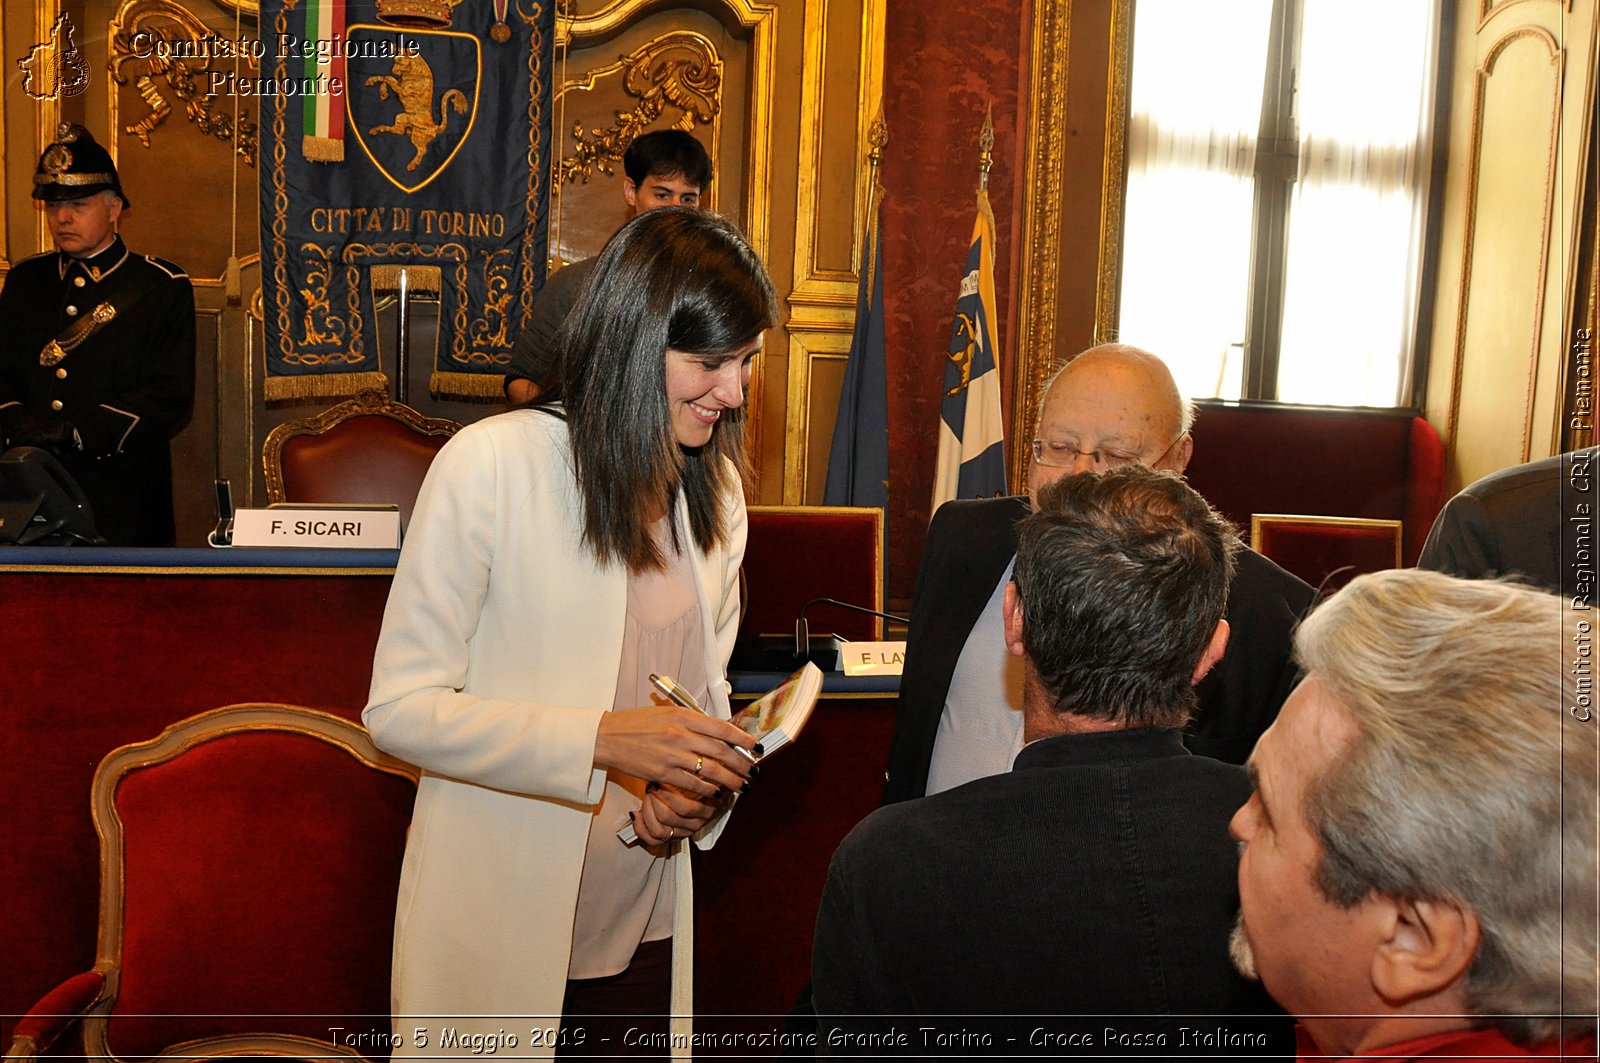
730, 596, 909, 672
0, 446, 103, 546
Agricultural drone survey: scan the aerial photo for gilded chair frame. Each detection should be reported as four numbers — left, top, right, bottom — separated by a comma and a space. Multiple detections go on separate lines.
260, 390, 461, 506
1249, 513, 1406, 570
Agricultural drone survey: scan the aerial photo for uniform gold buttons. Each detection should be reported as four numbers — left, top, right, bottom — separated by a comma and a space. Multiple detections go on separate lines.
55, 368, 67, 379
50, 399, 63, 411
72, 276, 85, 287
65, 305, 78, 316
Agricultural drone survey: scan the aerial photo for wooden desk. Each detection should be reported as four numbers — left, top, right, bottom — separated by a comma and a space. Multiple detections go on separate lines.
1, 548, 898, 1052
0, 547, 397, 1046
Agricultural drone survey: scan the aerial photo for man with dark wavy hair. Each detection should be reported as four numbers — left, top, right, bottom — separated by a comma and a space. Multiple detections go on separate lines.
1230, 569, 1597, 1061
812, 466, 1285, 1050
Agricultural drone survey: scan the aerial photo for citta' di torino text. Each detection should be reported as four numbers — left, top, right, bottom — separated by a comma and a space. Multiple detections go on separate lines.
123, 31, 420, 64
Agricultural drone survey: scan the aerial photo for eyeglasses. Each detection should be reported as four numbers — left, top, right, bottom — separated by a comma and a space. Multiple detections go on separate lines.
1029, 433, 1186, 471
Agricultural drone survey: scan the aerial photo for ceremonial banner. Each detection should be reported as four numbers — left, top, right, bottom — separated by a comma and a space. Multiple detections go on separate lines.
824, 185, 888, 508
260, 0, 553, 399
931, 187, 1008, 509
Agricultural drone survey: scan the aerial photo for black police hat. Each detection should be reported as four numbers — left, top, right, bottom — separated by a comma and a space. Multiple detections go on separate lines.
33, 124, 130, 208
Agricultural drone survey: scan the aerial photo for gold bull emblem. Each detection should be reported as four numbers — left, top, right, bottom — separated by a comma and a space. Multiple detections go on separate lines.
945, 311, 977, 397
365, 52, 468, 173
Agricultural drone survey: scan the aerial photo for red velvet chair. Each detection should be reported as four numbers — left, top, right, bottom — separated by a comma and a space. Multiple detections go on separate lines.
1185, 403, 1446, 566
4, 705, 418, 1063
1251, 514, 1404, 593
737, 505, 886, 643
263, 391, 460, 528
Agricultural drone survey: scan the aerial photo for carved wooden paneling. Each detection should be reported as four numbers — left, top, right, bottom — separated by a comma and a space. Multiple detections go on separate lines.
105, 0, 258, 282
32, 2, 65, 254
1430, 0, 1599, 489
552, 25, 728, 264
783, 327, 854, 502
782, 0, 883, 502
790, 0, 882, 302
555, 0, 775, 264
1447, 28, 1562, 474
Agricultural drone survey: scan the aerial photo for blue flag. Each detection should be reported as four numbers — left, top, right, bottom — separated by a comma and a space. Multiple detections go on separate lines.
824, 203, 888, 507
932, 189, 1008, 508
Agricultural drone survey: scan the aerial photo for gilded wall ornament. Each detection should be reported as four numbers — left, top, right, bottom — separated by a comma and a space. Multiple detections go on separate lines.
110, 0, 260, 166
559, 32, 721, 185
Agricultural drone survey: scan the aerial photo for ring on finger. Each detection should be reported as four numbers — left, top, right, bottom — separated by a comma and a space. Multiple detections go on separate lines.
692, 756, 704, 776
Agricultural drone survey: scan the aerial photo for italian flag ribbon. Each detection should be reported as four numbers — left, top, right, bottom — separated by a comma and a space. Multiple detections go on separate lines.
302, 0, 346, 162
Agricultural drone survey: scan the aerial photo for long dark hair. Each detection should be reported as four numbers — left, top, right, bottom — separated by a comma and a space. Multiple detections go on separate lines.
537, 207, 776, 571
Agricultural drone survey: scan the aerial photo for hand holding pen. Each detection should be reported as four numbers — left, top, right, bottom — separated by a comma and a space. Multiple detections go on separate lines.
592, 675, 756, 804
601, 674, 757, 846
649, 673, 760, 765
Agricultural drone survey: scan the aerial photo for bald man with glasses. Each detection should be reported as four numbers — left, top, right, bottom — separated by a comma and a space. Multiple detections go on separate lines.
883, 344, 1315, 803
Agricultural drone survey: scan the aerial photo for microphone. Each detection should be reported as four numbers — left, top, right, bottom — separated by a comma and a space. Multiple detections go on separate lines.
208, 478, 235, 547
794, 597, 910, 659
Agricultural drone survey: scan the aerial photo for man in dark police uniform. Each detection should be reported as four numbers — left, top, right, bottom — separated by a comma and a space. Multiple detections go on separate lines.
0, 124, 195, 546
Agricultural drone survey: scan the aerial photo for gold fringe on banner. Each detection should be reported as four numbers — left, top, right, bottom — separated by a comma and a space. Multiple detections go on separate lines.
371, 264, 443, 293
431, 371, 511, 401
265, 370, 388, 402
302, 136, 344, 163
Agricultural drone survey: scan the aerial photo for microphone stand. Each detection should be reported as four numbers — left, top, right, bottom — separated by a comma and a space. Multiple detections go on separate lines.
794, 597, 910, 659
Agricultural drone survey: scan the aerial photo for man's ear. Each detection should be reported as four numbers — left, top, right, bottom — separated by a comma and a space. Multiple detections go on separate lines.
1191, 619, 1229, 684
622, 177, 639, 209
1003, 581, 1026, 657
1370, 896, 1480, 1007
1166, 433, 1194, 475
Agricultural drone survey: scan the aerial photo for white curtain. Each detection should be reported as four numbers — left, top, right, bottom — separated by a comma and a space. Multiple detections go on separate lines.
1118, 0, 1439, 407
1117, 0, 1272, 400
1275, 0, 1439, 406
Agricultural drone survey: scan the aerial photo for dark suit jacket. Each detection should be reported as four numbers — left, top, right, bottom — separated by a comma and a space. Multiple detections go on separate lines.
882, 496, 1315, 803
814, 729, 1286, 1052
1417, 449, 1597, 596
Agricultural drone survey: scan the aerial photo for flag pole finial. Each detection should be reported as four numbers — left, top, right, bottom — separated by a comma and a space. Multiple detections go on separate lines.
860, 109, 889, 293
868, 109, 889, 170
972, 104, 985, 191
977, 103, 994, 190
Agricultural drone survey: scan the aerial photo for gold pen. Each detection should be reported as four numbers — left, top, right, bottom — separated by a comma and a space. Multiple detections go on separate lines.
649, 672, 759, 763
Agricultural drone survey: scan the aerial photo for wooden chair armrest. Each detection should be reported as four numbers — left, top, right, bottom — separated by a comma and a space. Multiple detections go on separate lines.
3, 970, 107, 1059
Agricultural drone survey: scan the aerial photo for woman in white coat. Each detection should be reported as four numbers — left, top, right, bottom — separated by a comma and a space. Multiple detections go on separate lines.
364, 208, 774, 1057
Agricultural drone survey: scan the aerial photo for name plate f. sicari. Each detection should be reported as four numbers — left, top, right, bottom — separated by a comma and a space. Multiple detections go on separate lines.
233, 505, 401, 549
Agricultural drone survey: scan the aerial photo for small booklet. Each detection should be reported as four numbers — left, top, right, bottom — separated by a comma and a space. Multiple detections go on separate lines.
617, 662, 824, 845
728, 660, 823, 756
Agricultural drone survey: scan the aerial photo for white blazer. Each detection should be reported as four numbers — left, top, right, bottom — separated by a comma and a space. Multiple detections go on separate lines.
364, 409, 746, 1058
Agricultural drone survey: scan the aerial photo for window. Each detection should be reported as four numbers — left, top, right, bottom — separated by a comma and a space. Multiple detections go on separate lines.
1116, 0, 1441, 407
